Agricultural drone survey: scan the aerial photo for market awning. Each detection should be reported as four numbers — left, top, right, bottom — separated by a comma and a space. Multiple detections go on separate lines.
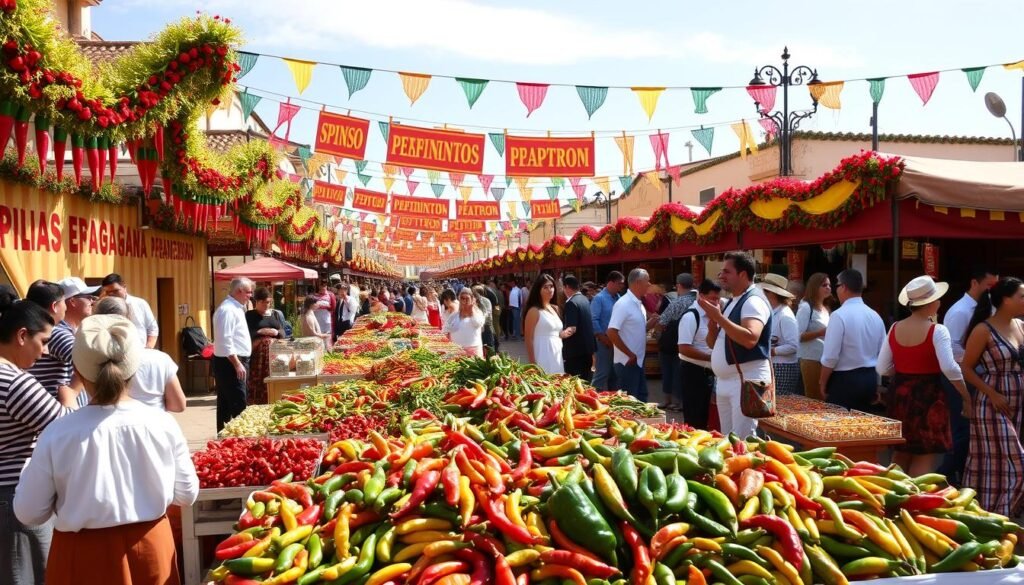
893, 154, 1024, 211
214, 257, 318, 281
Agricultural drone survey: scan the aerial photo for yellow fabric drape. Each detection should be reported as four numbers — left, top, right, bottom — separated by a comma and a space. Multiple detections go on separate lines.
613, 134, 635, 175
283, 58, 316, 94
731, 121, 758, 158
811, 81, 844, 110
747, 180, 860, 220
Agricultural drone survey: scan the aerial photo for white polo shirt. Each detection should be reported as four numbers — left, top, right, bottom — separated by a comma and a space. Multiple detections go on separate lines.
607, 289, 648, 365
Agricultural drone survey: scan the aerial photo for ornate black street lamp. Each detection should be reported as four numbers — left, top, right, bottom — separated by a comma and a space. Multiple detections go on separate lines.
748, 47, 822, 176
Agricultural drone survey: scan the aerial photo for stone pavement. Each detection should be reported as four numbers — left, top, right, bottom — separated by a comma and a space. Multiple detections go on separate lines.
174, 339, 678, 446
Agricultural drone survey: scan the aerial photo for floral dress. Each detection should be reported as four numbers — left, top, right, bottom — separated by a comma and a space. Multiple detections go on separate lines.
963, 322, 1024, 516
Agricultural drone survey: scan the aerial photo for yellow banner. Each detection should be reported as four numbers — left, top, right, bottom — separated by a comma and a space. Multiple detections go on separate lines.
631, 87, 665, 121
614, 134, 635, 175
283, 58, 316, 94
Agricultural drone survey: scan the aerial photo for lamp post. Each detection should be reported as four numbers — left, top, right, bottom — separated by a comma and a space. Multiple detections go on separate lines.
748, 47, 822, 176
984, 92, 1023, 161
592, 191, 615, 225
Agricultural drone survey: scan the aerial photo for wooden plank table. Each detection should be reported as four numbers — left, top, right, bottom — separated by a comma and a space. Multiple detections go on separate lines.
758, 419, 905, 464
264, 373, 318, 403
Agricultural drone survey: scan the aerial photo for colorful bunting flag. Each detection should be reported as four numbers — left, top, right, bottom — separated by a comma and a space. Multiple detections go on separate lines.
383, 177, 395, 193
667, 165, 681, 184
649, 132, 670, 171
963, 67, 986, 92
490, 186, 505, 201
507, 201, 518, 221
516, 83, 549, 117
238, 90, 261, 120
731, 121, 758, 158
354, 160, 369, 174
334, 168, 348, 184
283, 58, 315, 94
427, 170, 440, 184
691, 87, 720, 114
693, 126, 717, 158
340, 66, 372, 98
1005, 60, 1024, 71
576, 86, 608, 119
908, 72, 940, 105
546, 186, 559, 200
357, 172, 372, 186
594, 176, 611, 195
401, 167, 415, 181
236, 51, 259, 80
811, 81, 844, 110
551, 177, 565, 188
399, 72, 432, 105
747, 85, 777, 113
478, 174, 494, 193
407, 180, 419, 195
613, 134, 635, 176
378, 121, 390, 142
758, 118, 778, 139
456, 78, 489, 108
619, 175, 633, 192
431, 183, 445, 198
271, 100, 301, 148
449, 173, 465, 188
632, 87, 665, 121
488, 133, 506, 157
571, 198, 582, 213
868, 78, 886, 104
569, 177, 586, 200
296, 145, 312, 165
645, 171, 664, 195
459, 186, 473, 202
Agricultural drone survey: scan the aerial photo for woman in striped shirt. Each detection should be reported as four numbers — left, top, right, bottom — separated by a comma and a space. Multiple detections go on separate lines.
0, 300, 71, 583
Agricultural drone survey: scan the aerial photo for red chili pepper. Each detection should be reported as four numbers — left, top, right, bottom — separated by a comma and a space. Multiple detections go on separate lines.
295, 504, 321, 526
215, 532, 254, 553
510, 441, 532, 482
575, 392, 600, 409
237, 509, 262, 529
535, 404, 560, 427
348, 510, 381, 530
391, 469, 441, 518
334, 461, 374, 474
411, 408, 437, 420
443, 460, 462, 506
622, 521, 653, 585
465, 533, 506, 557
548, 520, 601, 561
470, 390, 489, 410
362, 448, 382, 460
732, 437, 747, 455
446, 430, 489, 461
454, 548, 492, 585
420, 561, 470, 585
842, 467, 879, 477
741, 515, 804, 570
477, 488, 537, 545
270, 481, 313, 508
782, 483, 823, 512
510, 416, 540, 435
901, 493, 947, 512
214, 537, 260, 560
628, 438, 662, 453
539, 550, 619, 578
494, 553, 517, 585
386, 470, 403, 488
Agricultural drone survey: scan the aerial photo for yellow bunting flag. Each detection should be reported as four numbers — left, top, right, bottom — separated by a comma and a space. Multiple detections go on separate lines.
810, 81, 844, 109
507, 201, 519, 221
513, 176, 532, 195
1005, 60, 1024, 71
459, 186, 473, 202
613, 133, 635, 175
382, 163, 399, 178
731, 121, 758, 158
283, 58, 316, 94
644, 170, 664, 194
399, 72, 432, 105
383, 177, 395, 193
334, 168, 348, 184
631, 87, 665, 121
594, 176, 611, 195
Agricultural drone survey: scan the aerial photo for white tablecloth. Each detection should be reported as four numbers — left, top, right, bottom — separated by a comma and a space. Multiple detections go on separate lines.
871, 567, 1024, 585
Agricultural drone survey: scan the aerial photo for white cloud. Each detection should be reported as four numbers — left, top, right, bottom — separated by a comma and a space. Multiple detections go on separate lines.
683, 33, 865, 70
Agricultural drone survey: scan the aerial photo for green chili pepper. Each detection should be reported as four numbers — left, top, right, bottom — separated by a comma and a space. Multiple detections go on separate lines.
617, 427, 636, 444
734, 528, 766, 546
687, 480, 738, 535
223, 557, 276, 575
836, 500, 872, 511
548, 482, 618, 563
579, 439, 607, 466
737, 576, 771, 585
297, 567, 327, 585
592, 463, 649, 536
700, 558, 743, 585
720, 543, 769, 567
343, 488, 364, 504
815, 496, 864, 542
794, 447, 837, 459
663, 541, 695, 568
321, 474, 347, 496
758, 486, 774, 515
592, 443, 614, 457
638, 466, 668, 524
804, 544, 848, 585
363, 466, 386, 504
324, 491, 346, 522
819, 535, 872, 559
421, 502, 462, 525
350, 523, 379, 548
940, 512, 1006, 540
482, 440, 509, 459
334, 525, 383, 585
652, 562, 677, 585
682, 508, 732, 537
402, 459, 417, 489
251, 501, 266, 519
663, 473, 689, 513
697, 446, 724, 472
372, 487, 403, 514
307, 533, 323, 569
611, 448, 639, 502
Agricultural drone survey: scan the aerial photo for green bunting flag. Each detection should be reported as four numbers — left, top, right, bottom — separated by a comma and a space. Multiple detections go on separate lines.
236, 51, 259, 80
296, 145, 312, 164
488, 133, 506, 157
546, 186, 559, 200
551, 177, 565, 188
691, 87, 720, 114
378, 121, 390, 142
963, 67, 986, 92
868, 78, 885, 104
340, 66, 372, 98
354, 160, 369, 174
238, 90, 261, 120
431, 183, 445, 198
521, 201, 530, 217
575, 86, 608, 119
456, 78, 489, 108
619, 175, 633, 192
691, 127, 714, 156
357, 172, 372, 187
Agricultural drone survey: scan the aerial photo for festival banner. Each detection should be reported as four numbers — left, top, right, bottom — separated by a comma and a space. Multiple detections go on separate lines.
449, 219, 486, 233
528, 199, 562, 219
386, 124, 485, 174
314, 111, 370, 160
506, 135, 595, 177
393, 229, 421, 241
434, 232, 461, 244
359, 222, 379, 238
311, 181, 347, 206
455, 200, 500, 220
396, 215, 444, 232
350, 188, 389, 214
390, 194, 449, 219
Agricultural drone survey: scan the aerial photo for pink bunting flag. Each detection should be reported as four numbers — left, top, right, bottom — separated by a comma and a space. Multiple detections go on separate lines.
649, 132, 670, 171
401, 166, 415, 181
516, 83, 549, 117
407, 180, 419, 195
666, 165, 681, 184
568, 177, 586, 201
908, 72, 940, 105
270, 100, 301, 148
449, 172, 465, 188
478, 174, 494, 193
286, 173, 302, 183
759, 117, 779, 139
747, 85, 777, 114
357, 212, 366, 222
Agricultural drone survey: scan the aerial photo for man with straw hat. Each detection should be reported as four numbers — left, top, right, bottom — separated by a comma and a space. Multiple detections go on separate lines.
757, 273, 802, 395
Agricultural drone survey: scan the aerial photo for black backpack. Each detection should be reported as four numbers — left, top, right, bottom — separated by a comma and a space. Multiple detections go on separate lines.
180, 316, 211, 357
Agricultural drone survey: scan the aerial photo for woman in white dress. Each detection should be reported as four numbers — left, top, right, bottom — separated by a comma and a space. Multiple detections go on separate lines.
410, 287, 429, 324
523, 274, 575, 375
444, 288, 485, 357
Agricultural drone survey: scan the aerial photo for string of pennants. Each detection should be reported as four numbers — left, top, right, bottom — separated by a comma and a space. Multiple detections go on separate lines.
236, 50, 1024, 120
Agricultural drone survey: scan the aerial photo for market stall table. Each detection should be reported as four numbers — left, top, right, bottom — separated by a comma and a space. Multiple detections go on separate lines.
758, 418, 905, 463
264, 372, 318, 404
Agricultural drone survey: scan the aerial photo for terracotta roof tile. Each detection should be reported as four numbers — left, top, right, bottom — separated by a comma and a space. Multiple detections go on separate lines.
75, 40, 139, 66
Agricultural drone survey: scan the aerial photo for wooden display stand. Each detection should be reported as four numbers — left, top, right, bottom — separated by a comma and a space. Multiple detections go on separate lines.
644, 340, 660, 377
265, 373, 318, 403
181, 486, 259, 585
758, 419, 905, 463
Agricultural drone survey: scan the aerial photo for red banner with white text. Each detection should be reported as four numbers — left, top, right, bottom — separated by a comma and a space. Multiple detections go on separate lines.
455, 199, 500, 220
396, 215, 444, 232
350, 188, 389, 214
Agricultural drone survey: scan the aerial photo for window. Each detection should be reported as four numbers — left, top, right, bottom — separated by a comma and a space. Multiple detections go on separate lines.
699, 187, 716, 205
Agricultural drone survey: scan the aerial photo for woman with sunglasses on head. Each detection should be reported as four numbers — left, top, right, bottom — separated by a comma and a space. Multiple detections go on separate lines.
523, 274, 575, 375
796, 272, 832, 400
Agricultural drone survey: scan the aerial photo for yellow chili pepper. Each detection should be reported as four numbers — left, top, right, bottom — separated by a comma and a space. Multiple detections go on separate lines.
263, 549, 308, 585
396, 518, 452, 535
765, 482, 793, 509
423, 540, 468, 557
786, 463, 812, 495
243, 528, 279, 558
728, 560, 774, 580
334, 503, 352, 559
390, 441, 414, 468
400, 530, 459, 544
279, 496, 298, 532
392, 541, 430, 563
365, 563, 412, 585
505, 548, 541, 568
843, 510, 902, 557
526, 511, 550, 542
320, 557, 358, 581
691, 537, 722, 552
459, 475, 474, 527
739, 497, 760, 522
531, 439, 580, 459
506, 489, 527, 529
799, 510, 820, 541
376, 526, 397, 563
369, 430, 391, 457
757, 545, 804, 585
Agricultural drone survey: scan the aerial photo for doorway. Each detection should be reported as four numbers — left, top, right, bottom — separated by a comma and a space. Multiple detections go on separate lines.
156, 278, 175, 358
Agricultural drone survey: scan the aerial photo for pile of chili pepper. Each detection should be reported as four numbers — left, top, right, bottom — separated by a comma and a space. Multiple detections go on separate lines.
270, 383, 400, 436
191, 438, 325, 489
209, 403, 1022, 585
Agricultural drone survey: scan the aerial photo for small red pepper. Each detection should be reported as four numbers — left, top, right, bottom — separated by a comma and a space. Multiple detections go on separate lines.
539, 550, 619, 578
445, 430, 489, 461
477, 488, 537, 545
295, 504, 321, 526
628, 438, 662, 453
466, 532, 506, 557
535, 404, 560, 427
741, 515, 804, 570
510, 441, 532, 482
901, 493, 947, 512
391, 469, 441, 518
575, 392, 600, 409
548, 520, 601, 561
782, 483, 823, 512
622, 521, 652, 585
494, 553, 517, 585
455, 548, 492, 585
842, 467, 880, 477
214, 537, 260, 560
443, 460, 462, 506
411, 408, 437, 420
419, 561, 469, 585
215, 532, 253, 552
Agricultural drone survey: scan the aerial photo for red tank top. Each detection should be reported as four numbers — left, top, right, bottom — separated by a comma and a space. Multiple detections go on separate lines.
889, 323, 941, 375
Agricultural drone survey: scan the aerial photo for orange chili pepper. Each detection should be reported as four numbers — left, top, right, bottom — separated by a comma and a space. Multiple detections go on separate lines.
715, 474, 741, 506
548, 519, 601, 561
764, 441, 795, 464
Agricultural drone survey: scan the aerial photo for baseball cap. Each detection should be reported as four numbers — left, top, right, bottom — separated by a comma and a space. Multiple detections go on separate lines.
57, 277, 100, 300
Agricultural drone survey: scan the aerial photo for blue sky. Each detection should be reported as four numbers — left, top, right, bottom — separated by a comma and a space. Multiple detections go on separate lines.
100, 0, 1024, 191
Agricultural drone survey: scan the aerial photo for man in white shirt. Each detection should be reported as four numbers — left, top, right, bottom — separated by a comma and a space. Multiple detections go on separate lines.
607, 268, 660, 402
819, 269, 886, 412
702, 252, 773, 438
334, 283, 359, 338
213, 277, 254, 431
938, 266, 997, 485
100, 273, 158, 348
678, 279, 721, 430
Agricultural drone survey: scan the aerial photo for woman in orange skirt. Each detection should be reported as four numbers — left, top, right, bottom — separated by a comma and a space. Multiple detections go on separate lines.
14, 314, 199, 584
